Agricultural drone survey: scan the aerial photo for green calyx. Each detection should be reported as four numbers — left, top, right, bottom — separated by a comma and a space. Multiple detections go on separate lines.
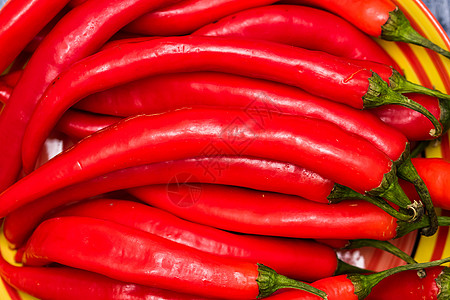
437, 267, 450, 299
256, 263, 327, 299
363, 72, 443, 137
388, 69, 450, 101
381, 8, 450, 59
349, 257, 450, 299
397, 159, 438, 236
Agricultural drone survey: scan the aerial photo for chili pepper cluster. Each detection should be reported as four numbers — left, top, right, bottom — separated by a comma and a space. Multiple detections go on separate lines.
0, 0, 450, 299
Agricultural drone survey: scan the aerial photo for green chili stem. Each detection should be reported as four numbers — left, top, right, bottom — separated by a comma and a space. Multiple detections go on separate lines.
256, 264, 327, 299
334, 259, 372, 276
381, 8, 450, 59
346, 239, 417, 264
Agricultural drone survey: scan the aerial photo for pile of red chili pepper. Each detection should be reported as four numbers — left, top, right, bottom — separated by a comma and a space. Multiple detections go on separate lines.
1, 0, 450, 299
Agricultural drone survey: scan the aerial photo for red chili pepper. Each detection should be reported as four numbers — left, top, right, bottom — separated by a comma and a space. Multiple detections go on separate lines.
372, 93, 450, 141
21, 216, 327, 299
285, 0, 450, 59
74, 71, 408, 163
0, 81, 12, 108
193, 4, 399, 69
48, 197, 349, 282
3, 155, 339, 249
21, 35, 440, 175
125, 0, 279, 36
0, 70, 22, 87
0, 0, 181, 193
1, 108, 413, 217
56, 109, 121, 140
0, 0, 70, 74
265, 262, 450, 300
0, 251, 209, 300
128, 183, 429, 241
400, 158, 450, 210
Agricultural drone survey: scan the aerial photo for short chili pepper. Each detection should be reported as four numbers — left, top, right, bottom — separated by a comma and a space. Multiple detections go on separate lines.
372, 93, 450, 141
400, 157, 450, 210
2, 108, 414, 217
48, 197, 356, 282
21, 216, 328, 299
193, 4, 398, 68
21, 35, 442, 174
0, 0, 70, 74
365, 265, 447, 299
0, 0, 181, 193
128, 183, 432, 241
0, 249, 210, 300
125, 0, 279, 36
264, 259, 450, 300
285, 0, 450, 59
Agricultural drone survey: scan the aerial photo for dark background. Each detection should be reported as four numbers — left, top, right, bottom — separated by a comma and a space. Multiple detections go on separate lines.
0, 1, 448, 34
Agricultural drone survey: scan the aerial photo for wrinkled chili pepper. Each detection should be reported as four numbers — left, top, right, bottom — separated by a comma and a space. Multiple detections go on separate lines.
285, 0, 450, 59
48, 197, 361, 282
125, 0, 279, 36
0, 249, 209, 300
1, 108, 414, 218
20, 35, 442, 174
128, 183, 437, 241
21, 216, 327, 299
0, 0, 181, 193
0, 0, 70, 74
372, 93, 450, 141
265, 260, 450, 300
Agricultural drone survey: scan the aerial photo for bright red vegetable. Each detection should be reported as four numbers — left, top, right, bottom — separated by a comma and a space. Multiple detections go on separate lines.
48, 197, 348, 282
129, 183, 426, 241
21, 35, 440, 175
0, 0, 70, 74
125, 0, 278, 36
285, 0, 450, 58
0, 249, 210, 300
372, 93, 450, 141
1, 108, 411, 218
0, 0, 180, 192
21, 216, 327, 299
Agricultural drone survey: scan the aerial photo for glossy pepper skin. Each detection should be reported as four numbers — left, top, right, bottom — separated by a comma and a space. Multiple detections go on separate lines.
0, 253, 207, 300
74, 71, 408, 163
0, 0, 181, 193
1, 108, 396, 217
48, 198, 340, 282
21, 35, 426, 174
21, 216, 327, 299
3, 156, 336, 248
129, 183, 399, 241
125, 0, 279, 36
400, 158, 450, 210
0, 0, 70, 74
193, 4, 399, 68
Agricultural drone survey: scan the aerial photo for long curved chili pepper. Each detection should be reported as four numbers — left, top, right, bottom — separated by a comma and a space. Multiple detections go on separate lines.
21, 216, 328, 299
56, 109, 121, 140
74, 72, 409, 163
48, 197, 351, 282
2, 108, 413, 217
0, 250, 210, 300
0, 0, 181, 193
285, 0, 450, 59
400, 158, 450, 210
21, 35, 441, 175
0, 82, 12, 108
264, 259, 450, 300
0, 0, 70, 74
193, 5, 397, 67
128, 183, 428, 241
193, 5, 450, 101
365, 266, 447, 299
125, 0, 278, 36
372, 93, 450, 141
